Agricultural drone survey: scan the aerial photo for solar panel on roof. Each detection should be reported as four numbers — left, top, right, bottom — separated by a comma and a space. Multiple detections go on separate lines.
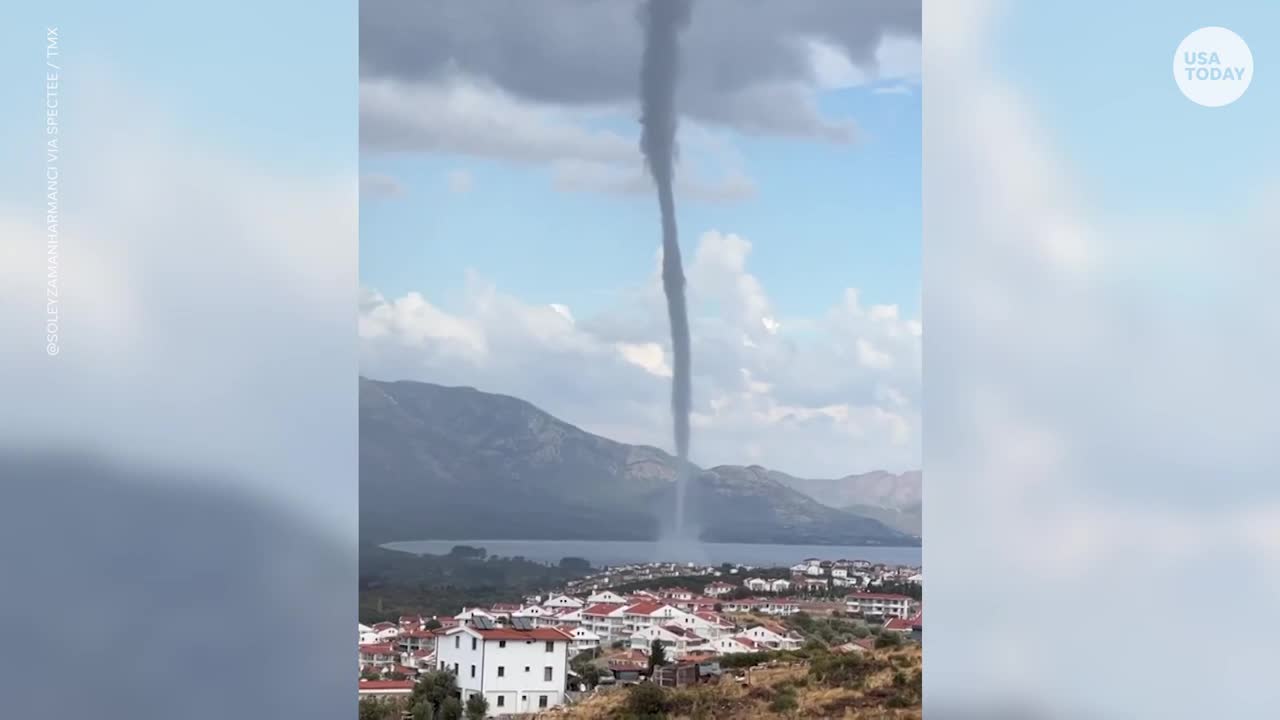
511, 617, 534, 631
472, 616, 495, 630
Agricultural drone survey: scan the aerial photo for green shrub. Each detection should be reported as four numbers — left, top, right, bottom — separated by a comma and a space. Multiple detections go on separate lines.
621, 682, 670, 719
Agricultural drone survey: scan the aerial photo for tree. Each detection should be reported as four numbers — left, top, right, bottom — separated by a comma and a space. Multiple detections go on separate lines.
559, 556, 592, 574
464, 693, 488, 720
570, 650, 602, 689
624, 682, 669, 719
411, 669, 459, 720
875, 631, 903, 649
769, 689, 799, 715
448, 545, 486, 560
359, 698, 391, 720
424, 618, 442, 631
439, 696, 463, 720
647, 639, 668, 675
810, 653, 877, 689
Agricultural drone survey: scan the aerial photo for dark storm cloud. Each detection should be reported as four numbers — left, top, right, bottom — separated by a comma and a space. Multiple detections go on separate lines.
359, 0, 920, 140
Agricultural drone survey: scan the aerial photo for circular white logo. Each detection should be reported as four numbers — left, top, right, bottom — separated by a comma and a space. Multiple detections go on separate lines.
1174, 27, 1253, 107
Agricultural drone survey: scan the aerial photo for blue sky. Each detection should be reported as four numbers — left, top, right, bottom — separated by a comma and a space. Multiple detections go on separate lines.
360, 81, 920, 322
357, 10, 923, 476
0, 0, 358, 531
997, 1, 1278, 217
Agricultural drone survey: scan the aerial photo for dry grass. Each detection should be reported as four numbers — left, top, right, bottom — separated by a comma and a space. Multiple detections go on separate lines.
553, 646, 922, 720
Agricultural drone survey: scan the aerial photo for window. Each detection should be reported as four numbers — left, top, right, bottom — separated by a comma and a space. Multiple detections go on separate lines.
544, 666, 553, 681
498, 640, 506, 648
545, 641, 555, 652
539, 695, 549, 708
455, 636, 460, 648
497, 666, 505, 677
472, 638, 478, 650
497, 697, 505, 707
524, 666, 530, 673
453, 663, 459, 674
470, 664, 476, 678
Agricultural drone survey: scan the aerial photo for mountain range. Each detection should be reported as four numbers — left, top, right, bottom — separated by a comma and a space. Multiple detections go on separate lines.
360, 377, 921, 547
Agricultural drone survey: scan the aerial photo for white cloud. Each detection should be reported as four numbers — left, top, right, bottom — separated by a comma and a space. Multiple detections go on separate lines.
363, 76, 760, 203
806, 34, 922, 91
446, 169, 474, 194
0, 74, 356, 531
924, 1, 1280, 714
361, 76, 634, 164
360, 230, 920, 477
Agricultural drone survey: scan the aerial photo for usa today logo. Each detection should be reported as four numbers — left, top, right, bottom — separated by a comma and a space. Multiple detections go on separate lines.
1174, 27, 1252, 107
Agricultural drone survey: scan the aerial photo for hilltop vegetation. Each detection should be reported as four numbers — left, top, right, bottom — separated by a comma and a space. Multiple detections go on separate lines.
358, 543, 590, 622
360, 377, 913, 546
563, 645, 922, 719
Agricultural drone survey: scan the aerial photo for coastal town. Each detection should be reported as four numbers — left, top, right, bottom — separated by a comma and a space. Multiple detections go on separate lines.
358, 556, 922, 717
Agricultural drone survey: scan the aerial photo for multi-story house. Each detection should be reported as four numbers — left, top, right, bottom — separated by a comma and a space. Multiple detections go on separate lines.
660, 610, 734, 641
621, 601, 690, 635
629, 624, 707, 658
741, 624, 802, 651
358, 643, 399, 668
586, 590, 628, 604
845, 592, 913, 619
704, 581, 736, 597
435, 624, 571, 716
580, 603, 627, 643
556, 625, 601, 653
542, 594, 584, 609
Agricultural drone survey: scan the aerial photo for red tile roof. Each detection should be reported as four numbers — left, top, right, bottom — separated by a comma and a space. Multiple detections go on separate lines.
358, 643, 397, 655
623, 601, 668, 616
582, 602, 625, 616
450, 626, 570, 641
358, 680, 415, 690
884, 617, 912, 631
846, 592, 912, 601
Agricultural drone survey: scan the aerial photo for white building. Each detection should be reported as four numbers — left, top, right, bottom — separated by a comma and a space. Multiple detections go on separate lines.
581, 603, 627, 643
710, 635, 763, 655
704, 581, 735, 597
557, 625, 601, 653
436, 625, 571, 716
622, 601, 690, 635
769, 579, 792, 593
587, 590, 627, 604
845, 592, 913, 619
743, 577, 770, 592
543, 594, 584, 609
629, 625, 707, 658
358, 643, 399, 667
511, 605, 555, 623
358, 624, 379, 645
670, 611, 735, 640
741, 624, 802, 651
548, 607, 584, 628
455, 607, 496, 623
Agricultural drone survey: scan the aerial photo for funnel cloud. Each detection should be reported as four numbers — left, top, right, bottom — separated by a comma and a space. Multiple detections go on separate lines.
639, 0, 694, 539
